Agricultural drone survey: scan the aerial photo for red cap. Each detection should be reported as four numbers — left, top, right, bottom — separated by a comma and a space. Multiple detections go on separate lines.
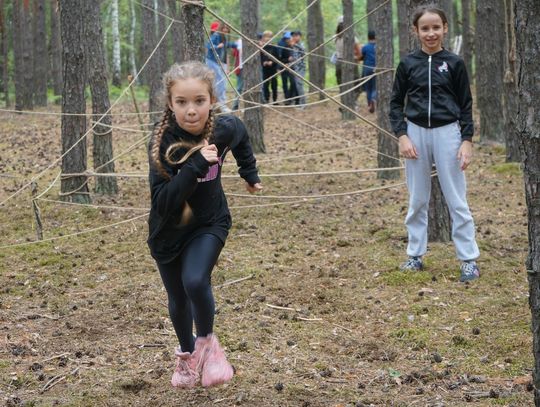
210, 21, 219, 32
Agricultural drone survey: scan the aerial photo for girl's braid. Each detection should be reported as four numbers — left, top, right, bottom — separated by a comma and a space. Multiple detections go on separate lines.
151, 108, 172, 180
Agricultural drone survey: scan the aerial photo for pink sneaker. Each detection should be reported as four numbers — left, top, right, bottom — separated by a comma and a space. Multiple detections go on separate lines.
171, 347, 200, 388
195, 334, 234, 387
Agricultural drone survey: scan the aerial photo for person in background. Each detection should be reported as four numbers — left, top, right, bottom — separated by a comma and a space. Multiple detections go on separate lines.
260, 30, 280, 104
290, 31, 306, 108
360, 30, 377, 113
277, 31, 296, 105
231, 38, 243, 111
205, 22, 236, 112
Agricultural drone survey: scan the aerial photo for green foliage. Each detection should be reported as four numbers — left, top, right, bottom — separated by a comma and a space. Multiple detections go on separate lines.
491, 162, 522, 176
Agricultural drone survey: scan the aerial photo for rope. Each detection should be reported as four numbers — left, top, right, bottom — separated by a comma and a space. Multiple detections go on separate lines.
58, 165, 404, 180
0, 213, 149, 250
202, 2, 398, 146
214, 0, 392, 115
0, 20, 174, 208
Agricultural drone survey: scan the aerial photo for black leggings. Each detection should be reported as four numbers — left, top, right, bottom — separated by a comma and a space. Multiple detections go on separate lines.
156, 234, 223, 353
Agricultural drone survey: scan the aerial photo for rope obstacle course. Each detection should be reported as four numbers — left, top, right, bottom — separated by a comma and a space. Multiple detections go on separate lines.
0, 0, 406, 250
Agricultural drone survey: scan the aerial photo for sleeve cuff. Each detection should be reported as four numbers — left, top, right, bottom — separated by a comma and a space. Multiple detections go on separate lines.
188, 151, 211, 178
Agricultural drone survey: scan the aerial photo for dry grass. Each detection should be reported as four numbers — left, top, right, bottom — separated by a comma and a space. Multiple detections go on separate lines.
0, 100, 532, 406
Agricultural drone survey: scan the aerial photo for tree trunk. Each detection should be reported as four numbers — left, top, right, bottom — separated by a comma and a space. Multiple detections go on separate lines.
340, 0, 355, 120
158, 0, 169, 74
111, 0, 121, 87
59, 0, 90, 203
33, 0, 47, 106
503, 0, 520, 162
49, 0, 62, 96
181, 0, 205, 62
240, 0, 265, 153
167, 0, 184, 63
475, 0, 505, 143
367, 0, 377, 33
461, 0, 473, 79
515, 1, 540, 405
397, 0, 409, 60
141, 0, 161, 123
13, 0, 34, 110
85, 0, 118, 195
408, 0, 451, 243
0, 0, 9, 107
306, 0, 325, 100
373, 1, 399, 180
440, 0, 453, 50
128, 0, 139, 81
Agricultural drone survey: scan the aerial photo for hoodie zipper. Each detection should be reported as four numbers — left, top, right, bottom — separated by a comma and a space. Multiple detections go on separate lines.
428, 55, 432, 127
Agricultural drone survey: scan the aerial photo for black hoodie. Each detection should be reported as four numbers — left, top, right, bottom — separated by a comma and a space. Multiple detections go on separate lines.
389, 49, 473, 142
147, 114, 260, 264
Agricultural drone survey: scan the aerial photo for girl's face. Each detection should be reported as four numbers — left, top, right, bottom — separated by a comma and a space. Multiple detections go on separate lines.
414, 12, 447, 54
168, 79, 215, 135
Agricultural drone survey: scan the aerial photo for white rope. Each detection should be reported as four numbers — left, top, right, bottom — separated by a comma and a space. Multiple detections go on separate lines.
0, 20, 174, 208
0, 213, 149, 250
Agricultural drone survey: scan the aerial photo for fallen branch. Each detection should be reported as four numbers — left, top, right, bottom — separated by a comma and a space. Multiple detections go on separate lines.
41, 352, 71, 364
41, 374, 66, 393
215, 274, 254, 289
265, 303, 300, 312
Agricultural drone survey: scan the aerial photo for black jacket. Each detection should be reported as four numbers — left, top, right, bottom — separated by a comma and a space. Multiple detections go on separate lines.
389, 49, 474, 142
147, 114, 260, 264
261, 44, 280, 74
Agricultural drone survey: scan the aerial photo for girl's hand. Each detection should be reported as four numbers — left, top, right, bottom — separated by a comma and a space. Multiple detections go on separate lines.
217, 43, 224, 49
457, 140, 473, 171
399, 135, 418, 159
200, 141, 219, 164
246, 182, 263, 194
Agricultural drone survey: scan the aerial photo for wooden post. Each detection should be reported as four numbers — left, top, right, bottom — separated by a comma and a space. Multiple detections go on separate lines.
31, 182, 43, 240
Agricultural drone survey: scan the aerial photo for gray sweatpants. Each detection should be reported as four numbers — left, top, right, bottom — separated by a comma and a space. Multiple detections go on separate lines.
405, 121, 480, 261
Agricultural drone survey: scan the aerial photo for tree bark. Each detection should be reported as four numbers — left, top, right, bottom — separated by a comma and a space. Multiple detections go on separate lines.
0, 0, 9, 107
440, 0, 453, 50
157, 0, 168, 75
59, 0, 90, 203
13, 0, 34, 110
141, 0, 161, 123
475, 0, 505, 143
340, 0, 355, 120
181, 0, 205, 62
407, 0, 451, 243
515, 1, 540, 405
503, 0, 520, 162
397, 0, 409, 60
85, 0, 118, 195
168, 0, 184, 63
49, 0, 62, 96
306, 0, 325, 100
240, 0, 265, 153
373, 1, 399, 180
33, 0, 47, 106
128, 0, 139, 81
461, 0, 473, 79
367, 0, 377, 33
111, 0, 121, 87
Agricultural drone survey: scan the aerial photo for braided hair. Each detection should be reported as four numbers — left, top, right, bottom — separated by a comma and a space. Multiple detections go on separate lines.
149, 61, 218, 180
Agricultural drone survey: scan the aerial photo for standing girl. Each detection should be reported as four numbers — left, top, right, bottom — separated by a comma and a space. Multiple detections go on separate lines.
389, 6, 480, 282
147, 61, 262, 388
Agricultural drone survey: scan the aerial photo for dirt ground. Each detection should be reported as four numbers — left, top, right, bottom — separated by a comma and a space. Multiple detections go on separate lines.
0, 98, 533, 406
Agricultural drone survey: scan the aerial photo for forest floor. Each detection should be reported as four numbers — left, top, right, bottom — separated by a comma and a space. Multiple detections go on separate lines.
0, 96, 533, 407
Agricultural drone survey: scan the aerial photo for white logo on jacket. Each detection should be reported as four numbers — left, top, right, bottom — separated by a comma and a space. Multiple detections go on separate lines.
438, 61, 448, 73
